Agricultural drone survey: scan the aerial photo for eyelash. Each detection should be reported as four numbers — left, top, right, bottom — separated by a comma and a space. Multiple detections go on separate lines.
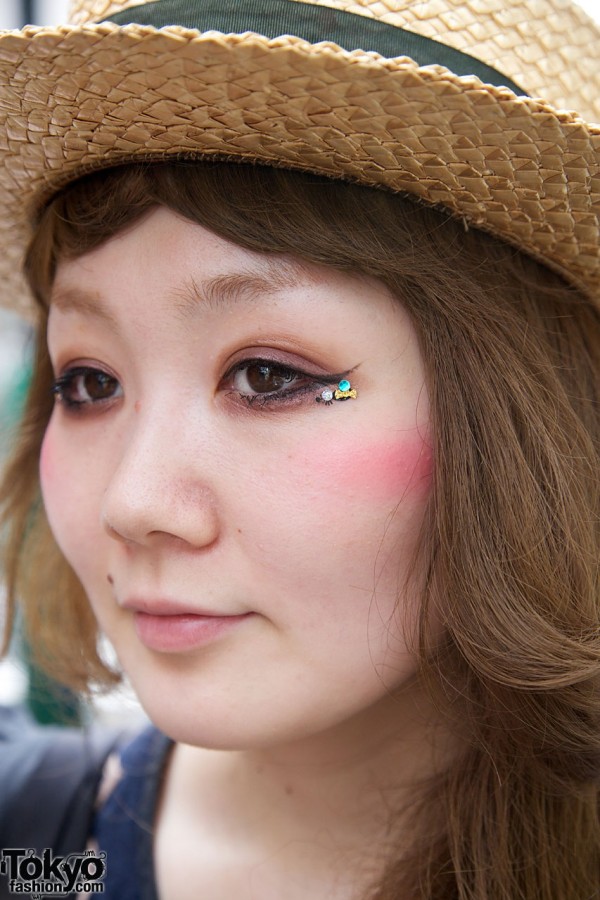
222, 358, 349, 409
51, 359, 350, 413
52, 366, 122, 412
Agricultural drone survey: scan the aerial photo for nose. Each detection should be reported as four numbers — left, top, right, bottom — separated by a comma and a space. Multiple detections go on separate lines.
100, 406, 220, 550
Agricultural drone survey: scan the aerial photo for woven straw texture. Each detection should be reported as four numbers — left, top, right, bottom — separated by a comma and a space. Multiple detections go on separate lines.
0, 0, 599, 316
69, 0, 600, 121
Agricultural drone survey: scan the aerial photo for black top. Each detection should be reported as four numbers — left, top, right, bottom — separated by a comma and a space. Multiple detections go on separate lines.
93, 726, 174, 900
0, 705, 127, 900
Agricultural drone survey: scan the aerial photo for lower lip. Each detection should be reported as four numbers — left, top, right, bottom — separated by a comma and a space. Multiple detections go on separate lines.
133, 611, 253, 652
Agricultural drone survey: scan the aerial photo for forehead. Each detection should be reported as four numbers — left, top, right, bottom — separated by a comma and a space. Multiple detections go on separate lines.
49, 206, 394, 327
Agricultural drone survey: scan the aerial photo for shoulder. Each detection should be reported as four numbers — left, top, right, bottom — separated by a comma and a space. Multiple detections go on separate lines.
0, 704, 127, 855
95, 724, 174, 822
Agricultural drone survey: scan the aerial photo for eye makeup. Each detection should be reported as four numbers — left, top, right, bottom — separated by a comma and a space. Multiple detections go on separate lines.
220, 357, 356, 410
51, 357, 360, 416
52, 365, 122, 412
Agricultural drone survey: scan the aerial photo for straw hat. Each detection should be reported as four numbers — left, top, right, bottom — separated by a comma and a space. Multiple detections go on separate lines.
0, 0, 599, 317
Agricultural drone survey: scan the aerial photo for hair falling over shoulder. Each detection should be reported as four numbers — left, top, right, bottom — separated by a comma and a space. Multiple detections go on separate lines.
1, 162, 599, 899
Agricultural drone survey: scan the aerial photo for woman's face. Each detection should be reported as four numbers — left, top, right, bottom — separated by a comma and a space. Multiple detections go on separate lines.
41, 206, 433, 749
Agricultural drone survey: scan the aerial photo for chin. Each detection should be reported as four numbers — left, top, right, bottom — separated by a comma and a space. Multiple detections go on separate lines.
126, 672, 330, 752
135, 698, 293, 751
120, 663, 272, 749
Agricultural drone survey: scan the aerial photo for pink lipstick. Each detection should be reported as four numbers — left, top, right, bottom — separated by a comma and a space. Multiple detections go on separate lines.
124, 600, 253, 652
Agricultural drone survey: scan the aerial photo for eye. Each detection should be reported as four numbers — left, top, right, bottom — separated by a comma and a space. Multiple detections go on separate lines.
231, 361, 301, 396
222, 358, 350, 409
52, 366, 123, 411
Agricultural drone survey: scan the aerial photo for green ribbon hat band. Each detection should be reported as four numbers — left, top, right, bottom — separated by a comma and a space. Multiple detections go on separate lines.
106, 0, 526, 96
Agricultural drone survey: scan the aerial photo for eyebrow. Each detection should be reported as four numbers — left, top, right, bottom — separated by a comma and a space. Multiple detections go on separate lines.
172, 258, 314, 318
49, 286, 120, 331
50, 258, 314, 322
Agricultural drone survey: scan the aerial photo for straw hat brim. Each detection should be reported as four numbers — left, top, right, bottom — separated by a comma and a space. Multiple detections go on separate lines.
0, 21, 599, 317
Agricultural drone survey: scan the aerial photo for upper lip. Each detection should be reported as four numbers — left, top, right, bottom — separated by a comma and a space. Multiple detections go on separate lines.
120, 598, 242, 618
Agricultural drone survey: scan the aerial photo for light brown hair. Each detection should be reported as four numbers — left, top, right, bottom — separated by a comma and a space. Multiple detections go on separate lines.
2, 162, 599, 898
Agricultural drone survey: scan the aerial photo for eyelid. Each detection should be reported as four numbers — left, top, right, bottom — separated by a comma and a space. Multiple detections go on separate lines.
220, 356, 358, 413
221, 355, 350, 386
51, 364, 123, 411
53, 357, 120, 381
53, 362, 120, 387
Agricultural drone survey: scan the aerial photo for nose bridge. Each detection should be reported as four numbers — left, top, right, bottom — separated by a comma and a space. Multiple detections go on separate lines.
101, 397, 219, 547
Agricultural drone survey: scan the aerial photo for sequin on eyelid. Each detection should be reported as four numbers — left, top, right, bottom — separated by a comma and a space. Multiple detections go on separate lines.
316, 380, 357, 405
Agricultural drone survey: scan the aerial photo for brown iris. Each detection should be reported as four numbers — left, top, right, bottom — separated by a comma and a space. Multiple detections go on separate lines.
67, 370, 118, 403
244, 363, 295, 393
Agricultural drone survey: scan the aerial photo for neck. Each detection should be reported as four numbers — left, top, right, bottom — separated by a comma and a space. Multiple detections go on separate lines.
165, 681, 451, 866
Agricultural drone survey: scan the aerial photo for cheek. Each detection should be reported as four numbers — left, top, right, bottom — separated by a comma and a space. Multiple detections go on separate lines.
39, 427, 61, 515
244, 432, 433, 589
39, 423, 99, 566
335, 436, 433, 499
40, 426, 73, 557
248, 435, 433, 650
289, 433, 433, 503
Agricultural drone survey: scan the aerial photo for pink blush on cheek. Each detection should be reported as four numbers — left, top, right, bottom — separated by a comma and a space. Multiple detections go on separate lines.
39, 430, 55, 489
39, 430, 65, 532
295, 435, 434, 500
343, 438, 433, 499
39, 429, 72, 519
39, 428, 97, 568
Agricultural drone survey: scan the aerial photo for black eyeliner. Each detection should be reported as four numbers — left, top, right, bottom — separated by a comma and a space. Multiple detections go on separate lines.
227, 359, 359, 410
223, 357, 352, 387
51, 365, 120, 411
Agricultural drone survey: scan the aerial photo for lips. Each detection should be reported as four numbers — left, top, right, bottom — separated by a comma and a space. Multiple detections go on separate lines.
121, 598, 253, 653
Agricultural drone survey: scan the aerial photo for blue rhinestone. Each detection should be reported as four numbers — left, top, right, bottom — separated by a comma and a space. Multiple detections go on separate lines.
338, 379, 351, 391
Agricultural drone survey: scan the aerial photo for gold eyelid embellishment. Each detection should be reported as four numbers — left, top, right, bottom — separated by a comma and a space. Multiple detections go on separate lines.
316, 379, 357, 405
